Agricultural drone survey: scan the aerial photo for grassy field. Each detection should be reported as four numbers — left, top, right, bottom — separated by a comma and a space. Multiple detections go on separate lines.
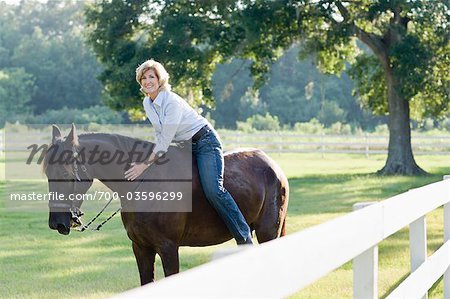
1, 152, 449, 298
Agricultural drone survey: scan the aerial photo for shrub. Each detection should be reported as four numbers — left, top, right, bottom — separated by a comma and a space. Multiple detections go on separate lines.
374, 124, 389, 135
327, 122, 352, 135
419, 118, 435, 131
238, 113, 281, 131
317, 101, 347, 127
236, 121, 255, 133
293, 118, 324, 134
440, 118, 450, 132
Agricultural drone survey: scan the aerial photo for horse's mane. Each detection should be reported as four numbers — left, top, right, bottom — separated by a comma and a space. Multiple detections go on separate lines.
78, 132, 154, 152
43, 132, 154, 173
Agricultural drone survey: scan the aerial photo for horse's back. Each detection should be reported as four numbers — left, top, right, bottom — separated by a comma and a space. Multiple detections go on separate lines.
223, 148, 288, 198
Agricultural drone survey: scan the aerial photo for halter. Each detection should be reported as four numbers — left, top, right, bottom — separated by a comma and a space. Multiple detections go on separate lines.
49, 144, 149, 232
70, 145, 117, 232
48, 145, 113, 232
69, 145, 148, 232
72, 147, 91, 182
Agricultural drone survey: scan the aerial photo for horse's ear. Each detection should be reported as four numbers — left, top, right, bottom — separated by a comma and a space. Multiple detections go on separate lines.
52, 125, 62, 143
65, 123, 79, 146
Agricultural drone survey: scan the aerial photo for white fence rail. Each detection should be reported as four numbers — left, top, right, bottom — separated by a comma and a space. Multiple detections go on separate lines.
114, 177, 450, 298
2, 130, 450, 155
219, 132, 450, 155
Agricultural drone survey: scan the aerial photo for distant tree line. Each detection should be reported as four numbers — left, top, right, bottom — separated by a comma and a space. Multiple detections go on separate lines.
0, 0, 105, 125
210, 46, 385, 130
1, 0, 379, 130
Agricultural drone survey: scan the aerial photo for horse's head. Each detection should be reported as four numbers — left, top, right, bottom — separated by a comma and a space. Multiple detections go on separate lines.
45, 124, 93, 235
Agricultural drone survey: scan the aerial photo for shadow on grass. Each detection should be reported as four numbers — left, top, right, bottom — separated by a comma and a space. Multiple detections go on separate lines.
374, 211, 445, 298
2, 162, 449, 297
287, 171, 447, 216
380, 271, 411, 299
0, 206, 216, 298
0, 219, 213, 298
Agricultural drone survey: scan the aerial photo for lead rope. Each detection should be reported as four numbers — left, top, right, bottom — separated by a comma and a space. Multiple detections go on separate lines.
92, 206, 123, 231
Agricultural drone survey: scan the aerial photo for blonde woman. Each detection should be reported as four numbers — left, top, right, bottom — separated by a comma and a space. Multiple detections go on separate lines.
124, 59, 253, 245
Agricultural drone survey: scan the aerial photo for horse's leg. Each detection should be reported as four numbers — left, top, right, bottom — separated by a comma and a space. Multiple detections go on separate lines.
132, 242, 156, 285
159, 242, 180, 277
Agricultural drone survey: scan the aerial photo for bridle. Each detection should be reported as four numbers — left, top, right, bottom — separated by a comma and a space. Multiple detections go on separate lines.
49, 144, 116, 232
50, 142, 150, 232
71, 147, 91, 182
71, 145, 123, 232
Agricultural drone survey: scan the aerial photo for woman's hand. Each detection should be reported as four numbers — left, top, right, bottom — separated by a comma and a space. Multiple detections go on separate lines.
124, 162, 150, 181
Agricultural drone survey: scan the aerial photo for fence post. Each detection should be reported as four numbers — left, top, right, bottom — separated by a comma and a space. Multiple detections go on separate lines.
353, 202, 378, 299
236, 131, 240, 148
364, 133, 369, 158
0, 130, 4, 154
353, 246, 378, 299
321, 133, 325, 158
410, 214, 428, 299
444, 175, 450, 299
278, 131, 282, 156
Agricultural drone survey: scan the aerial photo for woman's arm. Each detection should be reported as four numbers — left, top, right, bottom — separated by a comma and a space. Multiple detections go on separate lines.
152, 101, 183, 156
125, 100, 183, 181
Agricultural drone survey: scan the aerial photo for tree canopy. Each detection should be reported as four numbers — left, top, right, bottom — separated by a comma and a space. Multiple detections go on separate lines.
86, 0, 449, 174
210, 48, 382, 129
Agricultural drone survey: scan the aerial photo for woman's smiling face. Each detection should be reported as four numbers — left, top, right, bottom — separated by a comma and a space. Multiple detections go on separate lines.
140, 68, 159, 99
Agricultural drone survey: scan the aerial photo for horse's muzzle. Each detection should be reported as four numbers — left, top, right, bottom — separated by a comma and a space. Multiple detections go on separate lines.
57, 224, 70, 235
49, 212, 71, 235
49, 221, 71, 235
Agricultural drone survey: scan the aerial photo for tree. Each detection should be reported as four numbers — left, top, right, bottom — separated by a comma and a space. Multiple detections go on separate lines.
1, 0, 103, 114
0, 68, 36, 126
85, 0, 233, 110
85, 0, 449, 175
231, 0, 449, 175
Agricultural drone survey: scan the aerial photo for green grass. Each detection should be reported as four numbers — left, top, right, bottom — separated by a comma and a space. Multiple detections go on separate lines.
1, 153, 450, 298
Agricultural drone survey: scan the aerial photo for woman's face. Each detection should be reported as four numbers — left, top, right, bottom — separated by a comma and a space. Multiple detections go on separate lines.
140, 68, 159, 98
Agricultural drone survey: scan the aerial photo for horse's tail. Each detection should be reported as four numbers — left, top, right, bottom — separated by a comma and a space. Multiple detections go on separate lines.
254, 157, 289, 242
269, 156, 289, 238
280, 216, 287, 237
277, 181, 289, 238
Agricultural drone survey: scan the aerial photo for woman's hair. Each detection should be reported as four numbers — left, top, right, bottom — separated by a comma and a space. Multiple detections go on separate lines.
135, 59, 171, 94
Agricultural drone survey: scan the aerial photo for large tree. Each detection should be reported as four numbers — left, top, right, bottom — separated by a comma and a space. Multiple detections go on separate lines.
85, 0, 449, 175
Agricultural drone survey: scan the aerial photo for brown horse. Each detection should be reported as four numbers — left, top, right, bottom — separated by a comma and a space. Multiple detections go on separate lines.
45, 124, 289, 285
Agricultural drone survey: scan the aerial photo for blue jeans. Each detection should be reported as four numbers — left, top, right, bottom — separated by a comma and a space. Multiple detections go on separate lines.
192, 129, 251, 243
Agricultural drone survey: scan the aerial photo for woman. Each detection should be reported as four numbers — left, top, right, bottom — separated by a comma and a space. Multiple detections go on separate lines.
124, 59, 253, 245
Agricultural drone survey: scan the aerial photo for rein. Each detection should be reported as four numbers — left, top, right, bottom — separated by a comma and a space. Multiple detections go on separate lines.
70, 145, 149, 232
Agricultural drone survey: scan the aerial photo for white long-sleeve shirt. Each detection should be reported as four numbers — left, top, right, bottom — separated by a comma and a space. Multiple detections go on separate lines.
142, 90, 208, 155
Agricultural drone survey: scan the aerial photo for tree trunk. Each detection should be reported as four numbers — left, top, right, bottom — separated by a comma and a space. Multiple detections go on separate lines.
377, 71, 427, 175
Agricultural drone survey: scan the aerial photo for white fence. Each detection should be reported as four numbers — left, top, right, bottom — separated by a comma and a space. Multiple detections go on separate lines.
2, 130, 450, 156
219, 132, 450, 156
114, 177, 450, 298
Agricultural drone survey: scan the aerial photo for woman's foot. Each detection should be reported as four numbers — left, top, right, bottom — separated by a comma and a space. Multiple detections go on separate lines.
237, 234, 253, 245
